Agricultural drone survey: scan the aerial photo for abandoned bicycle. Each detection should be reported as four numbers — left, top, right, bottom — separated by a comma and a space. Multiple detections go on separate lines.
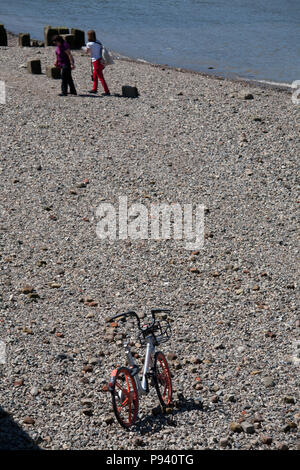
107, 309, 173, 429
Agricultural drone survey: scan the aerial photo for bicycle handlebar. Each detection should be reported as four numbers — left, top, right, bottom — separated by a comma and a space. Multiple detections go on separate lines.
108, 311, 141, 329
108, 309, 171, 332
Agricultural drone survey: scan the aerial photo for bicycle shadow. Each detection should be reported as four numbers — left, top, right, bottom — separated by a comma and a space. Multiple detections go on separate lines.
134, 395, 205, 435
0, 406, 40, 450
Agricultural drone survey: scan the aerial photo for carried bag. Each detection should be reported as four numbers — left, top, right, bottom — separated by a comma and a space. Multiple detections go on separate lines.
95, 40, 114, 66
101, 46, 114, 66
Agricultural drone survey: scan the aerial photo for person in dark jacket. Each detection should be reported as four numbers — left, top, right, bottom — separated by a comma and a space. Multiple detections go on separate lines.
53, 35, 77, 96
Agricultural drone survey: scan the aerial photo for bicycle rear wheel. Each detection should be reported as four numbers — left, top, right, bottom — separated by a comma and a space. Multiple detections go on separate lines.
111, 367, 139, 429
153, 351, 172, 407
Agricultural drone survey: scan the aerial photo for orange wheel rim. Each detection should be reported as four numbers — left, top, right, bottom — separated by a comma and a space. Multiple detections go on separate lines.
113, 369, 138, 427
156, 354, 172, 405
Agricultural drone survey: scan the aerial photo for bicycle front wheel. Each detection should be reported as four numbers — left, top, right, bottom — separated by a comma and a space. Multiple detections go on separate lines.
153, 351, 173, 407
111, 367, 139, 429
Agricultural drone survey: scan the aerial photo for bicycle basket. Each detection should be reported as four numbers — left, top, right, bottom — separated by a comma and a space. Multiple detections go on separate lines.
155, 320, 172, 344
138, 320, 172, 345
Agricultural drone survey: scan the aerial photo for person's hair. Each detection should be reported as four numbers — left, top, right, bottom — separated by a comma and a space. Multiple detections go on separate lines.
52, 35, 64, 44
87, 30, 96, 42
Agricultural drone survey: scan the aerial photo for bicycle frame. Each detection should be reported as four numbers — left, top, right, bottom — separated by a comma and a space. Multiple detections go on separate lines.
124, 335, 156, 396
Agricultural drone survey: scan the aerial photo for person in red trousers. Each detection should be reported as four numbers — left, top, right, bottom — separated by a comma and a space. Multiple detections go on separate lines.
85, 30, 110, 95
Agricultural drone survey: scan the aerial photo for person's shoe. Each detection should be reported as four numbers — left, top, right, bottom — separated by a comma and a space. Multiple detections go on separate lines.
58, 93, 67, 96
102, 92, 111, 96
89, 90, 97, 94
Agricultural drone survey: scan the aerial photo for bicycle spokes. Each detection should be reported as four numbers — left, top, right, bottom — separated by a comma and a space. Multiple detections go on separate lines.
157, 372, 168, 401
111, 368, 139, 428
154, 352, 172, 406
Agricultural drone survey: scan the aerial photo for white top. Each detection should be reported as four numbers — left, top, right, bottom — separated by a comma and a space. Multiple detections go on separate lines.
86, 41, 103, 62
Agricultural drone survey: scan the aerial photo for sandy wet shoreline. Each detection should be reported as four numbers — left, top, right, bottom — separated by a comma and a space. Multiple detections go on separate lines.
0, 32, 299, 450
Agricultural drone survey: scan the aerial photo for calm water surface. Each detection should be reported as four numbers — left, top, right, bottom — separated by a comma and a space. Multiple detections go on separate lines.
1, 0, 300, 83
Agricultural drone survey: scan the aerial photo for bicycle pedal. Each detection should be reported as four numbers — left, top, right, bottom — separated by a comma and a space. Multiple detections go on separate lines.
129, 365, 139, 376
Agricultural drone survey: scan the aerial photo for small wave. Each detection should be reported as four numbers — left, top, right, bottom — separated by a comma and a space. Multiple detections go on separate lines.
255, 79, 293, 88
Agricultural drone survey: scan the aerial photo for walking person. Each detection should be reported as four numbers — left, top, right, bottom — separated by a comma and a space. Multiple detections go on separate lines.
53, 35, 77, 96
85, 30, 110, 95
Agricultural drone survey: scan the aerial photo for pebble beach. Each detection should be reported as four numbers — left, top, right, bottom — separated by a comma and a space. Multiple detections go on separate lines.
0, 33, 299, 450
